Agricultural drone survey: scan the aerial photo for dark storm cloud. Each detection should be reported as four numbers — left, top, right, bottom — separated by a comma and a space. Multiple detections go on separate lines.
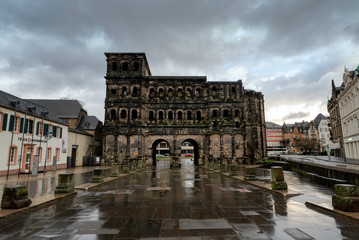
0, 0, 358, 122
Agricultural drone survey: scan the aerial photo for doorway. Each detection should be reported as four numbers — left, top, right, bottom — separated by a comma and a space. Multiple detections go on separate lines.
152, 139, 170, 167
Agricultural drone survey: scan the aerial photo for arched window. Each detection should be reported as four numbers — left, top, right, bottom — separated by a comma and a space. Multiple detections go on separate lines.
212, 86, 217, 94
186, 88, 191, 96
112, 62, 117, 71
120, 110, 127, 119
187, 111, 192, 120
131, 109, 138, 120
168, 111, 173, 120
110, 89, 117, 95
122, 86, 127, 96
159, 88, 164, 98
178, 111, 183, 120
236, 121, 240, 128
149, 111, 154, 121
235, 110, 240, 118
149, 88, 155, 97
178, 88, 183, 97
223, 109, 229, 118
133, 62, 139, 71
212, 110, 218, 118
196, 111, 201, 120
110, 109, 116, 120
132, 87, 138, 96
159, 111, 164, 120
122, 62, 128, 71
195, 88, 200, 97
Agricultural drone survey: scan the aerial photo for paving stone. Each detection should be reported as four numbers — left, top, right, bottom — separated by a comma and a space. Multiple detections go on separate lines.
284, 228, 315, 240
179, 219, 231, 230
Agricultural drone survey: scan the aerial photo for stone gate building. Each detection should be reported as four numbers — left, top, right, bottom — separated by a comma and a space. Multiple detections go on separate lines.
103, 52, 266, 166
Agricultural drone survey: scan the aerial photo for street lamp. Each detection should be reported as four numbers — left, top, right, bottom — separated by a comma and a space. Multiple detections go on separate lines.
43, 131, 52, 175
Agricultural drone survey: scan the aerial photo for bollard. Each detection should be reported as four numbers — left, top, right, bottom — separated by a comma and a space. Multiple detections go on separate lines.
122, 165, 130, 174
271, 166, 287, 190
55, 173, 75, 194
332, 184, 359, 212
91, 169, 104, 183
220, 163, 228, 173
244, 167, 256, 180
1, 185, 32, 209
229, 164, 238, 176
110, 165, 120, 177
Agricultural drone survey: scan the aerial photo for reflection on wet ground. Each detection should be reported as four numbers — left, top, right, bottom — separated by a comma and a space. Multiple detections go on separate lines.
1, 159, 359, 239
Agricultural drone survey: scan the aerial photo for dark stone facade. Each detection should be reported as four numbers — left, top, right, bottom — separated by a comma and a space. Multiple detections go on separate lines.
103, 53, 266, 166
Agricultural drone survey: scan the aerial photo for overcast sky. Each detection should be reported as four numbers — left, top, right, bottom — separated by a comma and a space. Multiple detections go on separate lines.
1, 0, 358, 124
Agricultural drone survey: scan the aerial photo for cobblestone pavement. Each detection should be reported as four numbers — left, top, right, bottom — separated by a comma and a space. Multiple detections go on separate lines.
1, 159, 359, 239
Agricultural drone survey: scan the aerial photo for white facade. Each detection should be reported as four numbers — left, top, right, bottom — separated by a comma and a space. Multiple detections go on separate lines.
318, 118, 333, 151
0, 106, 68, 176
339, 68, 359, 161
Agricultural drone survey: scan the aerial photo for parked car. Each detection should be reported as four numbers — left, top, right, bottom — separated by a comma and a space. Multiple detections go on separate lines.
185, 154, 193, 157
163, 153, 170, 156
156, 154, 164, 157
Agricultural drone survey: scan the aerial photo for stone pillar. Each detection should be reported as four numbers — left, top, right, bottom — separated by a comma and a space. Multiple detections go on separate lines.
1, 185, 32, 209
91, 169, 104, 183
244, 167, 256, 180
332, 184, 359, 212
271, 166, 287, 190
55, 173, 75, 194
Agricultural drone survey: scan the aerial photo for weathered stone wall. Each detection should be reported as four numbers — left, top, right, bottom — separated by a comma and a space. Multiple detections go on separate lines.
102, 53, 266, 165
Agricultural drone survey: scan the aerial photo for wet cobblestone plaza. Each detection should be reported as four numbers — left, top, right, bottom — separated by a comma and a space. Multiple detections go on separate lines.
1, 160, 359, 239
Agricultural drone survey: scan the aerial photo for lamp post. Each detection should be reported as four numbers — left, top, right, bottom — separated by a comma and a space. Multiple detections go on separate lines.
43, 131, 52, 175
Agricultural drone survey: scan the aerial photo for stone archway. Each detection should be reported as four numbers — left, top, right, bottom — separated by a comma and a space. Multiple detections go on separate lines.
181, 139, 200, 166
151, 139, 171, 167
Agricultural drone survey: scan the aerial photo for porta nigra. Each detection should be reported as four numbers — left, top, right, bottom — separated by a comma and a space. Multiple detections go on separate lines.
103, 53, 266, 166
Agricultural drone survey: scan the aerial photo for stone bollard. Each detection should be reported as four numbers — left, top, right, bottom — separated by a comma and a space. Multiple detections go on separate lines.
271, 166, 288, 190
229, 164, 238, 176
91, 169, 104, 183
332, 184, 359, 212
1, 185, 32, 209
122, 165, 130, 174
55, 173, 75, 194
244, 167, 256, 180
220, 163, 228, 173
110, 165, 120, 177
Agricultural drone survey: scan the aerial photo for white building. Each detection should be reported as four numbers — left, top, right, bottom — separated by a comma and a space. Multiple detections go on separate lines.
0, 91, 68, 176
317, 118, 332, 151
339, 67, 359, 161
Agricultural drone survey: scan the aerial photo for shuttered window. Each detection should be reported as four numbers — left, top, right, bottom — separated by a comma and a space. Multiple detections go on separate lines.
2, 113, 7, 131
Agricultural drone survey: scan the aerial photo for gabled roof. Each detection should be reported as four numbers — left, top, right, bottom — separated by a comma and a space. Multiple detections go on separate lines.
77, 116, 102, 130
0, 90, 60, 123
313, 113, 329, 128
26, 99, 86, 119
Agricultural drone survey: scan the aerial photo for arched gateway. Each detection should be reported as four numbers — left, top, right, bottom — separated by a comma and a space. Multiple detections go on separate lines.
103, 53, 267, 166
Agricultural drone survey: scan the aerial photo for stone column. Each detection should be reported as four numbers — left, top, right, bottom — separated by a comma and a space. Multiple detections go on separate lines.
1, 185, 32, 209
271, 166, 287, 190
55, 173, 75, 194
332, 184, 359, 212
